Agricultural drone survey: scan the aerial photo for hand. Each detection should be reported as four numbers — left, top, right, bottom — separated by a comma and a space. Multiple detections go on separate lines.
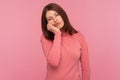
47, 23, 60, 33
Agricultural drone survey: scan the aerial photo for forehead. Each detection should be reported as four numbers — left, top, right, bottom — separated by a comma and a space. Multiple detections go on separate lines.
46, 10, 58, 17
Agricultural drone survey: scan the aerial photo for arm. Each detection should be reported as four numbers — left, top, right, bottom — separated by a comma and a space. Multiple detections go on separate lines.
40, 31, 61, 68
80, 34, 90, 80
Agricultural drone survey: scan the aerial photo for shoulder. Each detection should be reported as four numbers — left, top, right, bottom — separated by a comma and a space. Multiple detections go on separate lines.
72, 31, 87, 44
40, 34, 50, 43
40, 33, 53, 43
40, 33, 45, 40
72, 31, 85, 40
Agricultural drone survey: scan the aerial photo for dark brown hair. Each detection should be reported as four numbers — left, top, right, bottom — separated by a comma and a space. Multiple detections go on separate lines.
41, 3, 78, 41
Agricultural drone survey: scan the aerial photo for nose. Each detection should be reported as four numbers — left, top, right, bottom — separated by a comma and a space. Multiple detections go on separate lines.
53, 17, 57, 22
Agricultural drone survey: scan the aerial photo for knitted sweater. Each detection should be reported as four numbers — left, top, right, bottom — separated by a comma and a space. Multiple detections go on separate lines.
41, 31, 90, 80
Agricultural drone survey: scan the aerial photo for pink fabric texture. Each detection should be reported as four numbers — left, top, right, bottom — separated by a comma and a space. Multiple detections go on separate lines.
41, 31, 90, 80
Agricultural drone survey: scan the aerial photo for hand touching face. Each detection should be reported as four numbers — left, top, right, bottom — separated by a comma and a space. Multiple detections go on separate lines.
46, 10, 64, 30
47, 23, 60, 33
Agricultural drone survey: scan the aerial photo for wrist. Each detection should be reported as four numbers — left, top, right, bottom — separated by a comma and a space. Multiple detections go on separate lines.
53, 29, 61, 33
54, 30, 61, 35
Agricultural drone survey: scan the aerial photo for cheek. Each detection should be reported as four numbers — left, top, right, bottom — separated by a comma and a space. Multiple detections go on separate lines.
61, 19, 64, 24
60, 17, 64, 23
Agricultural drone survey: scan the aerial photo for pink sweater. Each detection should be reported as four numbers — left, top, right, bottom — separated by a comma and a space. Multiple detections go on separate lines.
41, 31, 90, 80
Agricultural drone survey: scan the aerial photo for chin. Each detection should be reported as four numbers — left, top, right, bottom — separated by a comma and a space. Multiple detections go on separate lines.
59, 26, 64, 30
59, 25, 64, 29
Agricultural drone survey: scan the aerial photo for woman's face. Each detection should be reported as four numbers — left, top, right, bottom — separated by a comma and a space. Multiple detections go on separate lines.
46, 10, 64, 29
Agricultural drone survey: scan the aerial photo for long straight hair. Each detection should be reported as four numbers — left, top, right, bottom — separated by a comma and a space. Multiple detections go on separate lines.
41, 3, 78, 41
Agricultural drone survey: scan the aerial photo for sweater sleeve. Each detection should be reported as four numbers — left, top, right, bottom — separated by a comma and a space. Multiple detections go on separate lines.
40, 31, 62, 68
79, 33, 90, 80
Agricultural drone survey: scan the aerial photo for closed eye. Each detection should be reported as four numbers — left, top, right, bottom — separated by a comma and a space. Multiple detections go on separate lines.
47, 18, 52, 21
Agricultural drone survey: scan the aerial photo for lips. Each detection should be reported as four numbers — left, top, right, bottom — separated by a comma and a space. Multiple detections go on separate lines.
54, 22, 60, 27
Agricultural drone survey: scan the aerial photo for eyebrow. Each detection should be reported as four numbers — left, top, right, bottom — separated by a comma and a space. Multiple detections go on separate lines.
47, 16, 52, 19
46, 12, 58, 19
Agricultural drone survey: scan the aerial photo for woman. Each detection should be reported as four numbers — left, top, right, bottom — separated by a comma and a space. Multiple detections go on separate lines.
40, 3, 90, 80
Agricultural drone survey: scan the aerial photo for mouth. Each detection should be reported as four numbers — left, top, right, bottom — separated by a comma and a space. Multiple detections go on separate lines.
54, 22, 60, 27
